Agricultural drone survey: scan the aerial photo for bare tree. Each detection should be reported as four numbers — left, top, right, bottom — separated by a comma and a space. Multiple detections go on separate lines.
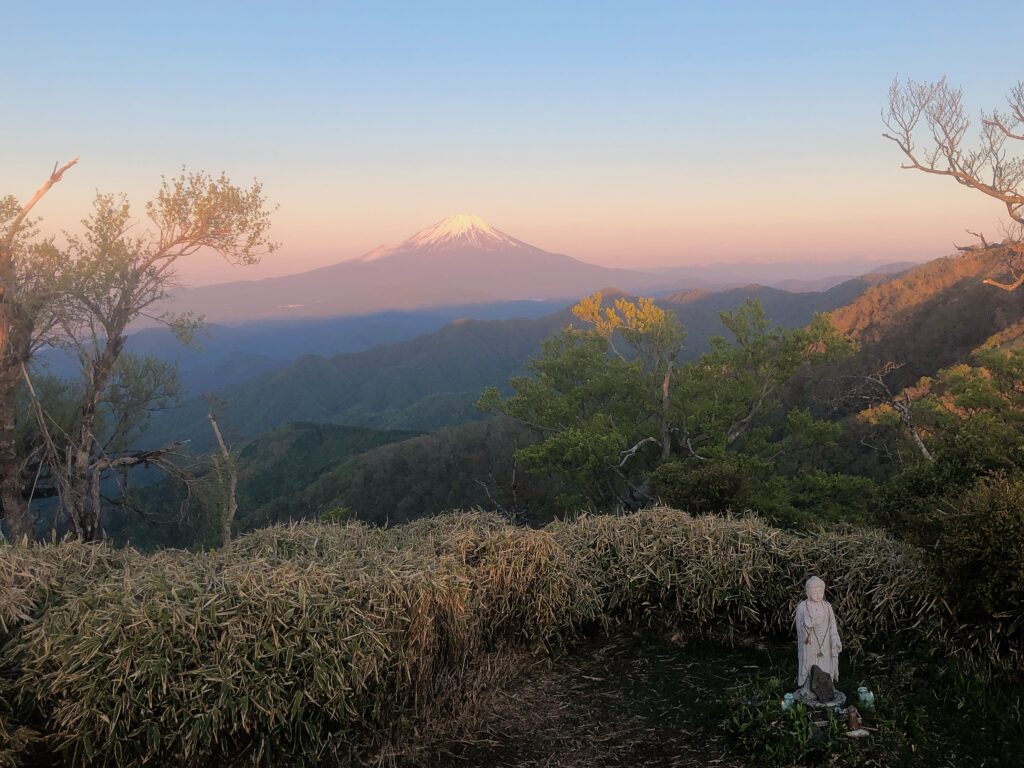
842, 361, 933, 462
0, 158, 78, 541
883, 77, 1024, 290
207, 411, 238, 548
58, 171, 275, 540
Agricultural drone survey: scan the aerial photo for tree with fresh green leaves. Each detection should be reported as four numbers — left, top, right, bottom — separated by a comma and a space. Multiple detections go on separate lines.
482, 295, 851, 518
572, 293, 685, 460
868, 348, 1024, 540
479, 292, 684, 510
53, 172, 276, 540
672, 300, 851, 460
478, 314, 653, 511
0, 168, 276, 542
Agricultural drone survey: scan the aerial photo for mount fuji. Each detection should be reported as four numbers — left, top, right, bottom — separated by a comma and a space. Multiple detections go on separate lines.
168, 214, 660, 323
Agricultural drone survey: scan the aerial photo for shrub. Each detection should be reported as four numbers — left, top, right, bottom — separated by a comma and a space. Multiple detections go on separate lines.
0, 508, 984, 767
319, 506, 355, 525
0, 708, 35, 768
549, 508, 783, 632
0, 540, 129, 641
649, 460, 750, 515
650, 460, 876, 530
774, 526, 943, 654
935, 473, 1024, 623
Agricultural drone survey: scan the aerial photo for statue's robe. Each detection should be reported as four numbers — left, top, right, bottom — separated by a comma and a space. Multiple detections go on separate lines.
795, 599, 841, 686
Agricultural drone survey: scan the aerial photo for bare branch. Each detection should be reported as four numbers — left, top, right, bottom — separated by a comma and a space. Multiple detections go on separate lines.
841, 361, 933, 462
614, 436, 659, 468
1, 157, 79, 254
884, 78, 1024, 291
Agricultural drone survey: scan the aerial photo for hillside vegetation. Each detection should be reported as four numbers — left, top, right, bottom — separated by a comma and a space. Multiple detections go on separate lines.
0, 508, 976, 768
117, 422, 421, 549
128, 255, 1024, 543
141, 279, 879, 452
825, 250, 1024, 389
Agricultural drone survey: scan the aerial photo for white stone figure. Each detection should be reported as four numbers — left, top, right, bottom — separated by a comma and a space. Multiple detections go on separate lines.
795, 575, 841, 688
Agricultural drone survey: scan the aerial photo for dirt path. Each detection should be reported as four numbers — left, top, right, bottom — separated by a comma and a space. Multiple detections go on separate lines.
421, 633, 776, 768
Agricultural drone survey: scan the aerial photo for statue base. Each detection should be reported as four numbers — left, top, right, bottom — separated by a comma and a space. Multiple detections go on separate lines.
793, 686, 847, 710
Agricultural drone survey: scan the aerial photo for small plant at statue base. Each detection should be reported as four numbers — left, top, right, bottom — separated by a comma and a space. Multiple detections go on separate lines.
716, 676, 908, 767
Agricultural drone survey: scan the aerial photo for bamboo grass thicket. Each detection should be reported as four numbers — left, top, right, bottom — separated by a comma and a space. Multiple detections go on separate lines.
0, 509, 973, 767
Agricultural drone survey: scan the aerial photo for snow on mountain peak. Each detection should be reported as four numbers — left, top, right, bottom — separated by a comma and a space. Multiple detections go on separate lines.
358, 214, 529, 262
422, 214, 492, 237
402, 214, 519, 250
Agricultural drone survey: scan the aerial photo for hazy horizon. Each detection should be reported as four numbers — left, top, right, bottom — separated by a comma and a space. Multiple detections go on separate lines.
167, 211, 928, 289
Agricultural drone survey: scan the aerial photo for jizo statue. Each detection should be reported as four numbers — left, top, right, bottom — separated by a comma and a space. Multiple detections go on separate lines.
795, 576, 842, 691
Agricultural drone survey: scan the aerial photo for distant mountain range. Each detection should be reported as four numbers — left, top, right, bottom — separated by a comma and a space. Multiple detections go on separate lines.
770, 263, 916, 293
39, 300, 568, 395
164, 214, 918, 324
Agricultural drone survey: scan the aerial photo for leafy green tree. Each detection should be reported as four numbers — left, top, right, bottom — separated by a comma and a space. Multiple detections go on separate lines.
2, 165, 277, 543
876, 349, 1024, 539
478, 315, 653, 511
56, 172, 275, 540
483, 295, 850, 518
572, 293, 685, 460
672, 300, 850, 460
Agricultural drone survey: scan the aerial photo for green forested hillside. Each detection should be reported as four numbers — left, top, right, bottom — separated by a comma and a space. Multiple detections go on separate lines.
144, 280, 879, 451
266, 417, 554, 525
275, 254, 1024, 536
142, 312, 573, 451
232, 421, 422, 526
114, 421, 418, 548
131, 258, 1017, 542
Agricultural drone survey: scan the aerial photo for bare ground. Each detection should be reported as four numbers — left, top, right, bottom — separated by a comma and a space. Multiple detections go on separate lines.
416, 633, 776, 768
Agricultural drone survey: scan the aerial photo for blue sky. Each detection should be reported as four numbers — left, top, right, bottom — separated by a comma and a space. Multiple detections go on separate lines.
4, 2, 1022, 283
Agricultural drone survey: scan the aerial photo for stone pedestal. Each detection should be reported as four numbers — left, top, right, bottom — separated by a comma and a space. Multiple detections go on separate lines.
792, 685, 847, 710
793, 662, 846, 709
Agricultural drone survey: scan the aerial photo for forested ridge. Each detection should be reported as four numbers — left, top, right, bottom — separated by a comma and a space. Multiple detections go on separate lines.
105, 249, 1024, 554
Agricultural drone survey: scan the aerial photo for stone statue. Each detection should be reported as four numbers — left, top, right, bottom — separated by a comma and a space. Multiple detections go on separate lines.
794, 576, 844, 705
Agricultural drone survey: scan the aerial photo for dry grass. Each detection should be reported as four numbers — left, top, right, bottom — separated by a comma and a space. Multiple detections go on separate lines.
0, 508, 977, 767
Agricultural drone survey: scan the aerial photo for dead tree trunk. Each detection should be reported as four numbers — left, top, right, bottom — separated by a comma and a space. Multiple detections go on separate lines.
208, 412, 237, 549
66, 339, 123, 541
660, 362, 673, 460
841, 361, 934, 463
892, 392, 933, 462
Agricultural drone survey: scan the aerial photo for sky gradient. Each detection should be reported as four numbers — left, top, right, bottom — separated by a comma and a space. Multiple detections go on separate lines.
5, 1, 1023, 285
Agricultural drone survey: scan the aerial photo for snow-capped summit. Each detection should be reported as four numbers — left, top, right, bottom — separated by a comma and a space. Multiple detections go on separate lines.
361, 214, 525, 261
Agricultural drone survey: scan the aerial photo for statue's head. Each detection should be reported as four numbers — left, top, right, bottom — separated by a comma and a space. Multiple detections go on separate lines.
805, 576, 826, 602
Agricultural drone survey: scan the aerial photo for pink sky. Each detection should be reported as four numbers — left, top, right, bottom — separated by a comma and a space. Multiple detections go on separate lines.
13, 153, 1006, 287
